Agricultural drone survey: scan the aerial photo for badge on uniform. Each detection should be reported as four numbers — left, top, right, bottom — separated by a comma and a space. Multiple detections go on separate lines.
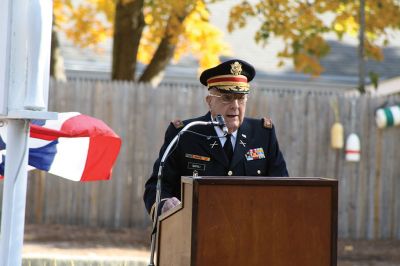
187, 162, 206, 171
245, 148, 266, 161
185, 153, 211, 162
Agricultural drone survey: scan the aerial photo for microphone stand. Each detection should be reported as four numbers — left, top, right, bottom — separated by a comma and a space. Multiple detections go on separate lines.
148, 119, 224, 266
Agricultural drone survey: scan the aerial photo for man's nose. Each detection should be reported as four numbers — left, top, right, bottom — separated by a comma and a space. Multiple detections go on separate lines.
230, 99, 240, 108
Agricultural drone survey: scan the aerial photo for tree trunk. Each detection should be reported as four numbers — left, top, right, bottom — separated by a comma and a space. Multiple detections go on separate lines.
112, 0, 145, 81
138, 30, 176, 85
139, 7, 194, 85
50, 22, 66, 81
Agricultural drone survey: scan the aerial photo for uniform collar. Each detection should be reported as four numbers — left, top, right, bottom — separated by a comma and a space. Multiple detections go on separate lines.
206, 113, 251, 169
212, 120, 238, 148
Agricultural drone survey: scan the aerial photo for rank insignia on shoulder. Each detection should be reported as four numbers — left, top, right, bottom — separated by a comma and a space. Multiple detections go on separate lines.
262, 117, 273, 129
172, 119, 184, 129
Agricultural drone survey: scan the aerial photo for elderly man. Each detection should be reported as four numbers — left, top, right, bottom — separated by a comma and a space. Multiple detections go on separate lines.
143, 59, 288, 217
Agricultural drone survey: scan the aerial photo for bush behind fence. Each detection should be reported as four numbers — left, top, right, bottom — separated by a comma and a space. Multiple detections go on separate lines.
1, 79, 399, 239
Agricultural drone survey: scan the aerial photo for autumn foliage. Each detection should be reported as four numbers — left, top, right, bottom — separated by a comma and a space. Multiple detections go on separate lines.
53, 0, 229, 82
54, 0, 400, 80
228, 0, 400, 76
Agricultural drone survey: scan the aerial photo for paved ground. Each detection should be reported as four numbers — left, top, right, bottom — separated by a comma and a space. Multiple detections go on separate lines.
22, 224, 400, 265
338, 240, 400, 266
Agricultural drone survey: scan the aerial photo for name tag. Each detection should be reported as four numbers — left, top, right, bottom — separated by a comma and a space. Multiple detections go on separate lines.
187, 162, 206, 171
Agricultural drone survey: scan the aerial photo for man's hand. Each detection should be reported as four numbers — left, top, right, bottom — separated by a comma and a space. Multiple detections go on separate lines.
161, 197, 181, 214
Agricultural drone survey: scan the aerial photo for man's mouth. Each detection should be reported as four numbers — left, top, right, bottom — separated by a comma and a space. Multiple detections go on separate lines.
226, 114, 238, 119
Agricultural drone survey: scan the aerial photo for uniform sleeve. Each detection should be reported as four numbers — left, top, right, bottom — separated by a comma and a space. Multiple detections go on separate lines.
143, 123, 182, 214
266, 126, 289, 177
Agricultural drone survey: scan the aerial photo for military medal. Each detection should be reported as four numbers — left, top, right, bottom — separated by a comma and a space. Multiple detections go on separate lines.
245, 148, 266, 161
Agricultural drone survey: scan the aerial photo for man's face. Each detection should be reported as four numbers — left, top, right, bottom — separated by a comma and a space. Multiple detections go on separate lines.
206, 89, 248, 133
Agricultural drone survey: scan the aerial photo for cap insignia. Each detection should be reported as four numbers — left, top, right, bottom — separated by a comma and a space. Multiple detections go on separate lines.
230, 62, 242, 76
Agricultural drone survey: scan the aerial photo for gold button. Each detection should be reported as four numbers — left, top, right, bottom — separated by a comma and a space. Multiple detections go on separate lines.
228, 170, 233, 176
257, 170, 261, 174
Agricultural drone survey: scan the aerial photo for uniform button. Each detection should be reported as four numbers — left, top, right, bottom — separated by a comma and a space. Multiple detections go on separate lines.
257, 170, 261, 174
228, 170, 233, 176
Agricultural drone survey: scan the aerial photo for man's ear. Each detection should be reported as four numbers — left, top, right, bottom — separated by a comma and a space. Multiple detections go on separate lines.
205, 95, 212, 109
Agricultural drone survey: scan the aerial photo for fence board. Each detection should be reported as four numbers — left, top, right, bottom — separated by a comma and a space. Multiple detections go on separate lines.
1, 80, 399, 239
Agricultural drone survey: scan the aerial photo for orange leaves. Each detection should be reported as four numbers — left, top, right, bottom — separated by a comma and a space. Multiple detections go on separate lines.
228, 0, 400, 76
228, 1, 255, 32
365, 42, 384, 61
294, 53, 324, 77
303, 35, 330, 58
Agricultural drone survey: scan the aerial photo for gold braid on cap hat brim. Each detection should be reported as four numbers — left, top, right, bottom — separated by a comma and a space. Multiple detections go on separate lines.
206, 74, 250, 93
207, 83, 250, 93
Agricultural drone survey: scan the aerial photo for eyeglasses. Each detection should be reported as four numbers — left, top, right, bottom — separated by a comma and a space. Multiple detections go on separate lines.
208, 93, 248, 105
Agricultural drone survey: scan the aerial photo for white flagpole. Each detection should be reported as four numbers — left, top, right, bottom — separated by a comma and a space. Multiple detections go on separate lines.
0, 120, 30, 265
0, 0, 56, 264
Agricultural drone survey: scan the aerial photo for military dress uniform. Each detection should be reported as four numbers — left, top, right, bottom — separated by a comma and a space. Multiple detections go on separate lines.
143, 113, 289, 214
143, 59, 289, 215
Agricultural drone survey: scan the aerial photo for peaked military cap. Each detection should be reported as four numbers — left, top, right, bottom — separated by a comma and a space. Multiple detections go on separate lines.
199, 59, 256, 94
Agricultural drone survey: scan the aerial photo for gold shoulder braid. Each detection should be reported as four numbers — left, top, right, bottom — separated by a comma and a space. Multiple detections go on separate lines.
262, 117, 273, 129
172, 119, 184, 129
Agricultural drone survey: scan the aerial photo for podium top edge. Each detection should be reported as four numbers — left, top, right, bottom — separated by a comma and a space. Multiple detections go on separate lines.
182, 176, 338, 186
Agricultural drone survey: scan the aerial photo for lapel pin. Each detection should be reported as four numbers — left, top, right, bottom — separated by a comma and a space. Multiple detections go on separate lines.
241, 134, 247, 139
210, 141, 219, 149
239, 140, 246, 147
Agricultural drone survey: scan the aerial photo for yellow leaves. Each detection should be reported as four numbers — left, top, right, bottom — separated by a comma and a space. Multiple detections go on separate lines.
137, 32, 156, 65
53, 0, 69, 26
228, 0, 331, 76
138, 0, 229, 73
294, 53, 324, 77
175, 2, 230, 72
92, 0, 115, 22
54, 0, 113, 48
228, 1, 256, 32
333, 5, 359, 38
276, 36, 329, 76
303, 36, 330, 57
228, 0, 400, 77
144, 13, 154, 25
66, 5, 112, 48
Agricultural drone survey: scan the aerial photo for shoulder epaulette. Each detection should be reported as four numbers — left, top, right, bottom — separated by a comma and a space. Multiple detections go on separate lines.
262, 117, 273, 129
172, 119, 184, 129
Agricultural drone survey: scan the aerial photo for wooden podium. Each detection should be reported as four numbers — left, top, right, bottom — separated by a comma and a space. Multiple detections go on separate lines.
156, 177, 338, 266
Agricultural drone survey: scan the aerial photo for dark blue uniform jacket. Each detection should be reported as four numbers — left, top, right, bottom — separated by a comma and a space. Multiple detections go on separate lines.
143, 112, 289, 213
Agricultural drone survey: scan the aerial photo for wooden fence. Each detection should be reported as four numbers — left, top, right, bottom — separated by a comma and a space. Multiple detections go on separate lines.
1, 79, 399, 239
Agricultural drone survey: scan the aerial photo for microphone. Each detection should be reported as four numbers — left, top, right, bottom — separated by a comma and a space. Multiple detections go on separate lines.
215, 114, 228, 136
